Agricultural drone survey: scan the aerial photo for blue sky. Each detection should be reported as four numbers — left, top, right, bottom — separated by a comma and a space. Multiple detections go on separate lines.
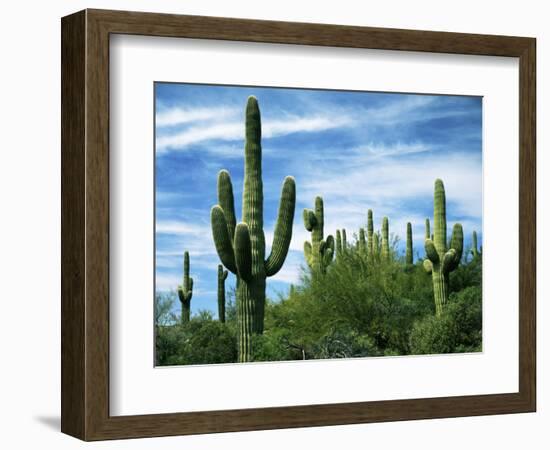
155, 83, 482, 318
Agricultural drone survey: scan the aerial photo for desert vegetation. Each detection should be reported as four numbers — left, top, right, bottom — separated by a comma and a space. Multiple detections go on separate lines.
155, 96, 483, 366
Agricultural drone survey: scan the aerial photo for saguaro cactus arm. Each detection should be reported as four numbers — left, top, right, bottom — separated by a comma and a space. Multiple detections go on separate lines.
425, 218, 431, 241
217, 170, 237, 244
265, 176, 296, 277
211, 206, 237, 274
447, 223, 464, 270
234, 223, 253, 281
217, 264, 228, 323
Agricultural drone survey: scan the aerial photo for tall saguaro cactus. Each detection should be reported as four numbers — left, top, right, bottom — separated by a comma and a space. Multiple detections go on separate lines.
177, 251, 193, 324
423, 179, 464, 316
381, 217, 390, 261
211, 96, 296, 362
406, 222, 413, 265
303, 196, 335, 273
217, 264, 228, 323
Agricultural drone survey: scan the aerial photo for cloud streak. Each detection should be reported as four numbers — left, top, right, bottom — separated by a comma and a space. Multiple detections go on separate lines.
156, 115, 354, 153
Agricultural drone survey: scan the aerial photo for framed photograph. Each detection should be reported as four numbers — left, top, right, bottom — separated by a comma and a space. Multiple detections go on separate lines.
61, 9, 536, 441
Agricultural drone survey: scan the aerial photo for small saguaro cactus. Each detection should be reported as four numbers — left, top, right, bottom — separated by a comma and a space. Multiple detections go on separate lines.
423, 179, 464, 316
303, 196, 335, 273
406, 222, 413, 265
335, 229, 342, 257
367, 209, 374, 259
177, 251, 193, 324
358, 228, 367, 256
372, 231, 380, 261
381, 217, 390, 261
471, 230, 481, 259
211, 96, 296, 362
217, 264, 228, 323
342, 229, 347, 252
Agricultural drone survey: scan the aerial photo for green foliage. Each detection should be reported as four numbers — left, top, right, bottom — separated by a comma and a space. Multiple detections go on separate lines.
155, 291, 178, 327
155, 314, 237, 366
158, 173, 481, 365
210, 96, 296, 362
409, 286, 482, 354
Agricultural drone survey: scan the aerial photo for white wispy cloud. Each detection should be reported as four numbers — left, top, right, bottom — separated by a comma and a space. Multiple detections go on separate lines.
156, 115, 354, 153
156, 220, 206, 235
156, 106, 238, 127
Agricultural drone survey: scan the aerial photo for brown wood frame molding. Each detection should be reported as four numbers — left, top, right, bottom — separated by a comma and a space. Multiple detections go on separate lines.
61, 8, 536, 441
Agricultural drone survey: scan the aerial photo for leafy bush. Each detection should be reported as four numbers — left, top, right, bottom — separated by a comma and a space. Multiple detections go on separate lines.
409, 286, 482, 354
156, 314, 237, 366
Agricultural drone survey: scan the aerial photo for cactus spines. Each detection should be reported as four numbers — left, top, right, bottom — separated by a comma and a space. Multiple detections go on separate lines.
471, 230, 481, 258
367, 209, 374, 259
303, 196, 335, 273
217, 264, 228, 323
177, 251, 193, 324
381, 217, 390, 261
210, 96, 296, 362
423, 179, 464, 316
406, 222, 413, 265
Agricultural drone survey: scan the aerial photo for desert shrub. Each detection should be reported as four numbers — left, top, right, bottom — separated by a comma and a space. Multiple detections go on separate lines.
156, 314, 237, 366
409, 286, 482, 354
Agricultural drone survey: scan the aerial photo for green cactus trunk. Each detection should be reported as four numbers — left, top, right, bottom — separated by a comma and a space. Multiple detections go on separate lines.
373, 231, 380, 262
211, 96, 296, 362
406, 222, 413, 265
336, 229, 342, 258
342, 228, 347, 251
177, 251, 193, 324
381, 217, 390, 261
423, 179, 464, 316
303, 196, 334, 273
367, 209, 374, 260
217, 264, 228, 323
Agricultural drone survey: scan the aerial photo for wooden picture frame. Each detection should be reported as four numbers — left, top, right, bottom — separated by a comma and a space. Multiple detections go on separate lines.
61, 9, 536, 441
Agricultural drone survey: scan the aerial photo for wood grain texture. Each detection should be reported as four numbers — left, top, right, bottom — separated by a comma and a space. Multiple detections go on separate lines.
61, 8, 536, 441
61, 10, 86, 439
